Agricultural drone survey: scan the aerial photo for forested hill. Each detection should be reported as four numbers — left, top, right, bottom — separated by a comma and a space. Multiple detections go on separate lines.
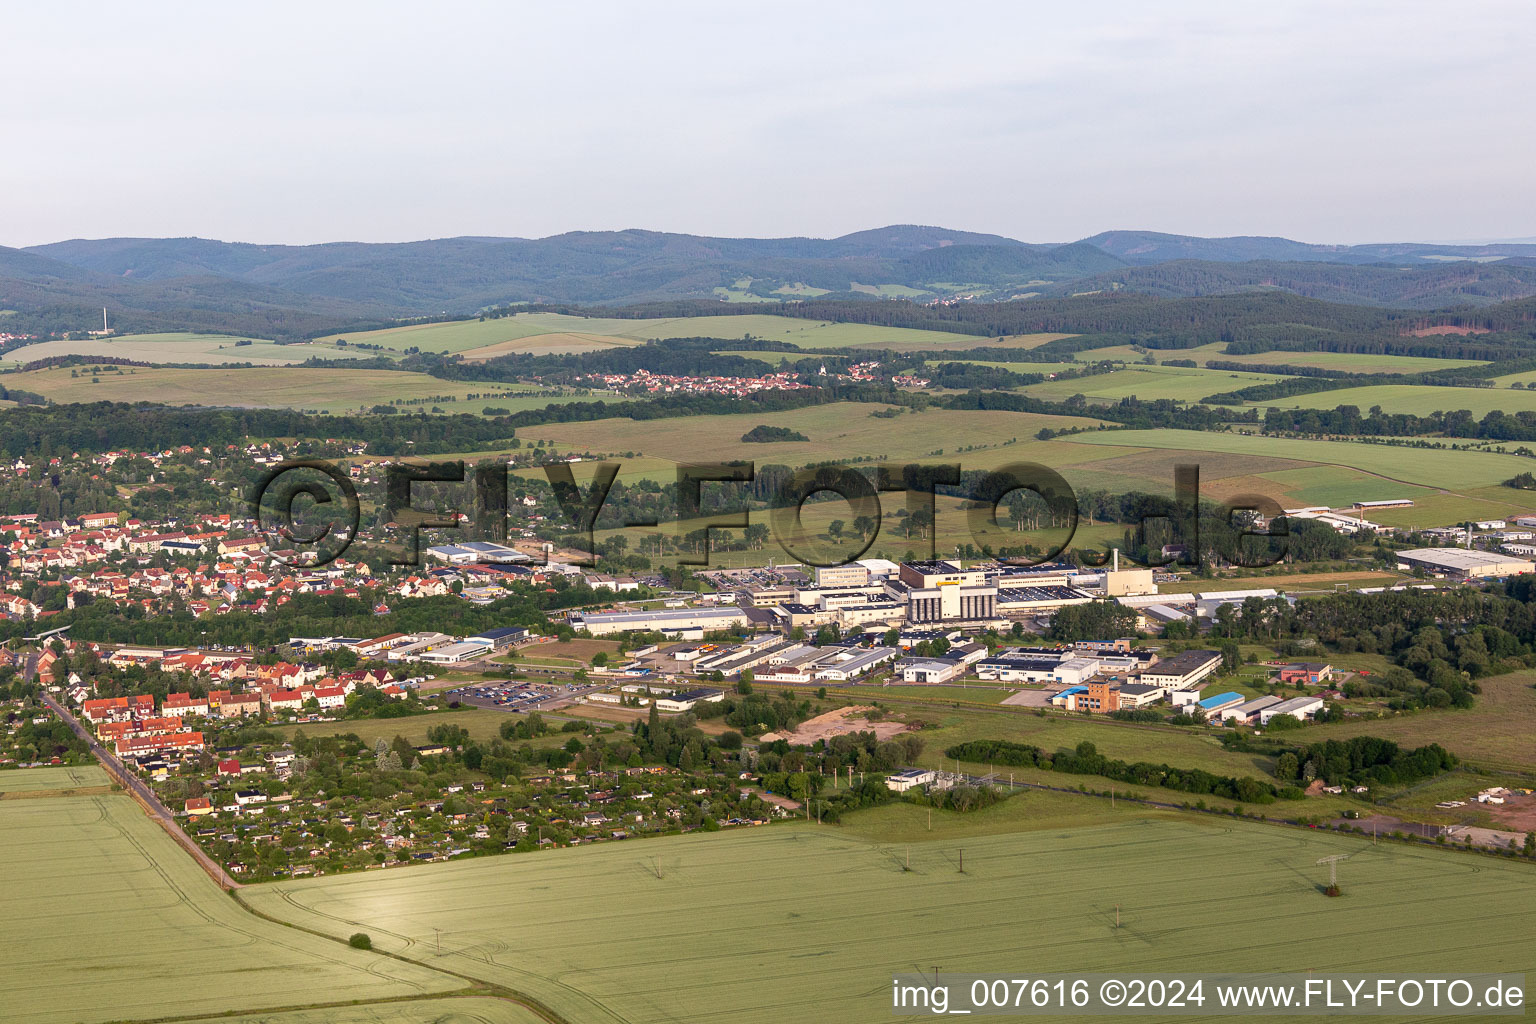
8, 225, 1536, 337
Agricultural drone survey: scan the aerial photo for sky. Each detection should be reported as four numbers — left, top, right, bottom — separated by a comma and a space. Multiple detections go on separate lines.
3, 1, 1534, 247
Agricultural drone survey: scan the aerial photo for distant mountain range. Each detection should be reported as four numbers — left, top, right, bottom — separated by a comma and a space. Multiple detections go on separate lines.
7, 225, 1536, 338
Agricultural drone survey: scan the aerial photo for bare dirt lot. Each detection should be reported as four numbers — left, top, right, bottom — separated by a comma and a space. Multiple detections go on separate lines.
1487, 791, 1536, 831
761, 705, 910, 745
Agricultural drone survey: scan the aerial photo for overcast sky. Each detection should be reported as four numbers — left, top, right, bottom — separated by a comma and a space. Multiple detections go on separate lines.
3, 1, 1533, 247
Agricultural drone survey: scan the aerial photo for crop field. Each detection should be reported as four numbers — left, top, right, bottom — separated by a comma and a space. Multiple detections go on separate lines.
0, 333, 374, 367
2, 794, 459, 1024
5, 365, 597, 416
1062, 429, 1536, 491
319, 313, 983, 354
517, 402, 1107, 468
933, 358, 1084, 376
1262, 383, 1536, 418
1022, 366, 1283, 404
244, 815, 1536, 1024
0, 764, 109, 793
171, 998, 549, 1024
1161, 343, 1489, 374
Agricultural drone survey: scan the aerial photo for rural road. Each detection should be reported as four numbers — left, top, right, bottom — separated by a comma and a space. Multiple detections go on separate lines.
42, 692, 243, 890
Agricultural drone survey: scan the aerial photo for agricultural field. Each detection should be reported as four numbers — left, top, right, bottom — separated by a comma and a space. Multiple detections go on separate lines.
319, 312, 985, 354
1149, 343, 1489, 375
1022, 365, 1283, 404
4, 365, 600, 416
2, 794, 460, 1024
1261, 383, 1536, 418
0, 764, 109, 794
1062, 429, 1536, 491
1252, 465, 1432, 508
244, 815, 1536, 1024
170, 999, 548, 1024
516, 402, 1108, 467
0, 333, 373, 367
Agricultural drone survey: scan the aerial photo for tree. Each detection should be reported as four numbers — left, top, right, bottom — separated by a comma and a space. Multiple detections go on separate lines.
1275, 752, 1299, 782
349, 933, 372, 950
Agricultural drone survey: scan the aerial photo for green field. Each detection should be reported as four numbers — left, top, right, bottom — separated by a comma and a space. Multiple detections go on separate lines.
0, 333, 373, 367
5, 365, 600, 416
319, 313, 986, 355
1023, 365, 1284, 404
1263, 383, 1536, 418
244, 814, 1536, 1024
1254, 465, 1433, 508
3, 794, 459, 1024
277, 706, 519, 746
1160, 343, 1489, 375
1063, 429, 1536, 491
169, 998, 548, 1024
0, 764, 109, 793
1304, 670, 1536, 774
518, 402, 1107, 468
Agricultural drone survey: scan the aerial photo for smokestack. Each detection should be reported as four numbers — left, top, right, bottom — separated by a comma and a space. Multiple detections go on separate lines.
102, 307, 108, 332
1112, 548, 1119, 573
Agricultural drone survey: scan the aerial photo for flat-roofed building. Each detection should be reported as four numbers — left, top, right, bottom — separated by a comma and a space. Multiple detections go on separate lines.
1259, 695, 1325, 724
1140, 650, 1223, 691
570, 607, 749, 636
1394, 547, 1536, 578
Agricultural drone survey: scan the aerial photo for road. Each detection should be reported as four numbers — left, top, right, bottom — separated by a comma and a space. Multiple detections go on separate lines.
42, 692, 243, 890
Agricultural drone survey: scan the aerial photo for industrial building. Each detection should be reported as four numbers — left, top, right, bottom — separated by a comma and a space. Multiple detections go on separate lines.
569, 607, 750, 636
1393, 547, 1536, 579
1140, 649, 1223, 691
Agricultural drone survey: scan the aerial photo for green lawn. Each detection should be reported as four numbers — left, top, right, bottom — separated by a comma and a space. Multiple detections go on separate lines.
243, 815, 1536, 1024
2, 795, 459, 1024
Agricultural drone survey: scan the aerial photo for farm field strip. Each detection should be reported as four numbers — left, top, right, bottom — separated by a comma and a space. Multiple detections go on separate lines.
1, 795, 459, 1024
1, 333, 374, 367
4, 366, 599, 416
0, 764, 110, 792
244, 818, 1536, 1024
1259, 383, 1536, 418
1061, 429, 1536, 490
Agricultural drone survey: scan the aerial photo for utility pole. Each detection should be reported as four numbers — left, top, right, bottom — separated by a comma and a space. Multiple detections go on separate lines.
434, 927, 442, 954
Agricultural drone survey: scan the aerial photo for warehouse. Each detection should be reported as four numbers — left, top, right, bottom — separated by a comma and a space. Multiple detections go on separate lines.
569, 607, 749, 636
1393, 547, 1536, 579
419, 639, 492, 664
